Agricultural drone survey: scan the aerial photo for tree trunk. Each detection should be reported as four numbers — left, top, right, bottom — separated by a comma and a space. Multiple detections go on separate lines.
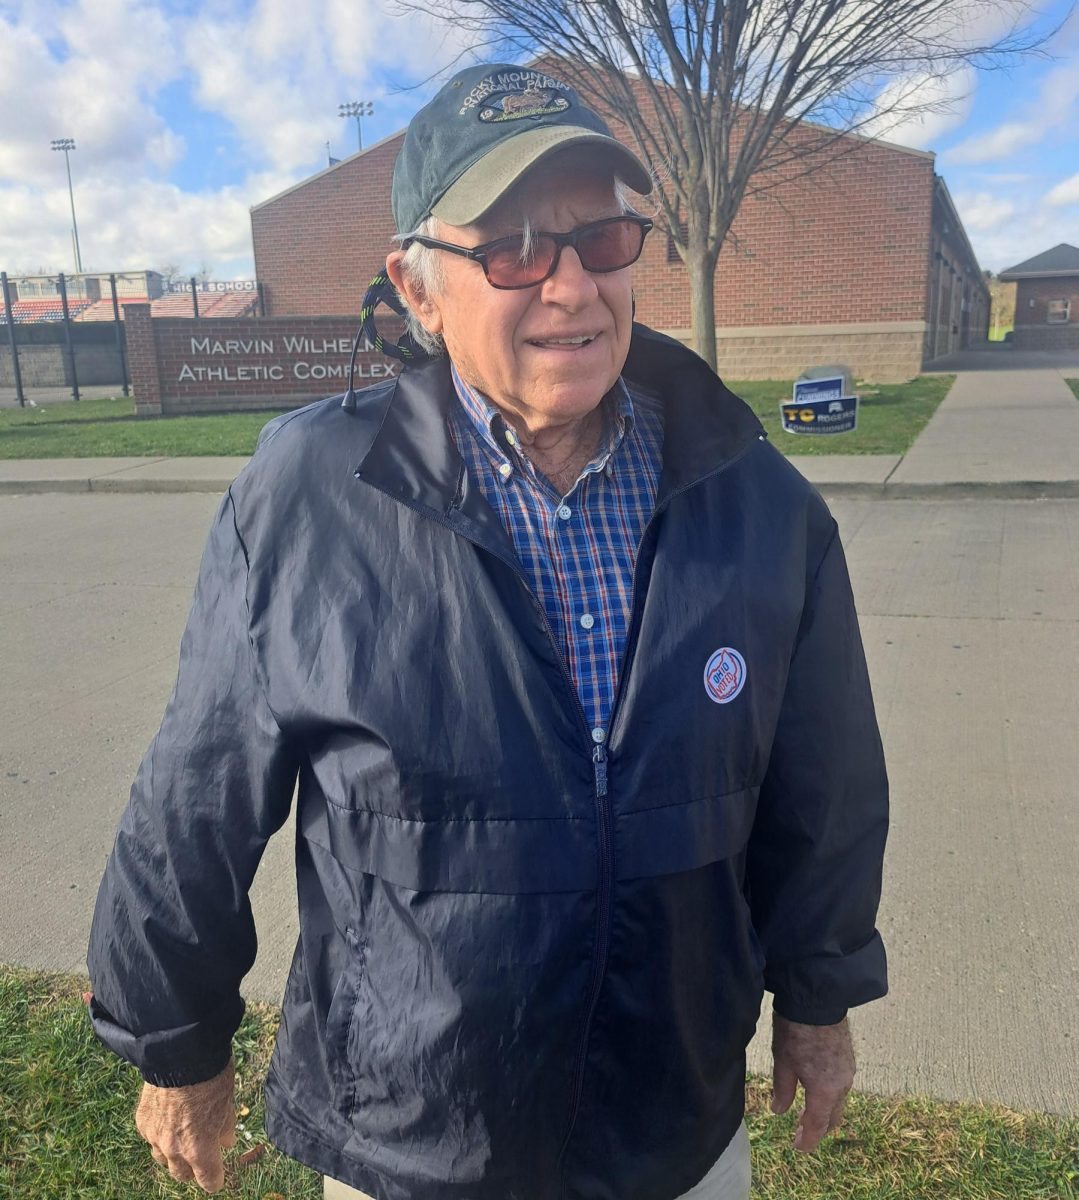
686, 249, 718, 373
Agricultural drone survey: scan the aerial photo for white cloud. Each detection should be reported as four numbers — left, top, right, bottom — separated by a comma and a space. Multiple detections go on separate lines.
0, 0, 472, 277
1046, 172, 1079, 206
947, 58, 1079, 164
0, 171, 300, 277
952, 191, 1017, 231
861, 68, 976, 150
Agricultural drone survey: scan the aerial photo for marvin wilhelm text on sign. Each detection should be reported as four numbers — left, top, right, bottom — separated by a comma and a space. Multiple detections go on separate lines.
176, 334, 399, 386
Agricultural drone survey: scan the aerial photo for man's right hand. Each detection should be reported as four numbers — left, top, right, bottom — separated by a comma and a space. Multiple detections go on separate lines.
134, 1058, 236, 1193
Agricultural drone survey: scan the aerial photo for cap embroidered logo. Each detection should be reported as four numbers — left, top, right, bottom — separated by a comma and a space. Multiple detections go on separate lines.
479, 88, 572, 123
703, 648, 747, 705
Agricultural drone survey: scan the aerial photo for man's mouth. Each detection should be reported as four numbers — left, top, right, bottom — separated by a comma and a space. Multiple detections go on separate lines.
526, 334, 598, 349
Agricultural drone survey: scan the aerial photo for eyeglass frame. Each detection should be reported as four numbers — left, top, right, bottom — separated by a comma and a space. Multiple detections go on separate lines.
400, 214, 654, 290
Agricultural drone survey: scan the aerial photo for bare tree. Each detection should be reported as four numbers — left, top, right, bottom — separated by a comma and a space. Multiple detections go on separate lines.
397, 0, 1063, 369
157, 263, 181, 293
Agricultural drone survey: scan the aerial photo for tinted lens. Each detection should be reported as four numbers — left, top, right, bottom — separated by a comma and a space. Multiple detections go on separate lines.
577, 219, 645, 272
484, 236, 557, 287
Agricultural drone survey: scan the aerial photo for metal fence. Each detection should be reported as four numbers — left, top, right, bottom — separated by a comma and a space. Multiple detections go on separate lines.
1, 272, 268, 407
1, 271, 130, 406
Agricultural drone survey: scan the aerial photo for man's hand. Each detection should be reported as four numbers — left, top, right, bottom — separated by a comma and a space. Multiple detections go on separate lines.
134, 1059, 236, 1193
770, 1014, 855, 1153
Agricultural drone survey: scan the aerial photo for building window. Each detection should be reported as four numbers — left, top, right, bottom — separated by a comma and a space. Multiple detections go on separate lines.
666, 219, 688, 264
1047, 298, 1070, 324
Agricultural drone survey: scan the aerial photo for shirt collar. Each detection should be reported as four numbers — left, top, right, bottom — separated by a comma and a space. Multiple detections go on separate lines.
449, 363, 636, 479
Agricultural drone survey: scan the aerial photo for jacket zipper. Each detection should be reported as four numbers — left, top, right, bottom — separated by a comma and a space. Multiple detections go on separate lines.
554, 439, 764, 1196
359, 433, 763, 1195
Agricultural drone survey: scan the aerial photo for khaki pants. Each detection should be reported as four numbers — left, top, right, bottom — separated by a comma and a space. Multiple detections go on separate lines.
324, 1121, 752, 1200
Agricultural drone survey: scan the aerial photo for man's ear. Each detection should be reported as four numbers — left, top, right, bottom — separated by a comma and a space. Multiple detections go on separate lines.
386, 251, 444, 335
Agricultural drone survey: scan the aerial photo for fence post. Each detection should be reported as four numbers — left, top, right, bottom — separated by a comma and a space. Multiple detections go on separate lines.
109, 273, 130, 397
190, 276, 200, 320
1, 271, 25, 407
57, 271, 80, 403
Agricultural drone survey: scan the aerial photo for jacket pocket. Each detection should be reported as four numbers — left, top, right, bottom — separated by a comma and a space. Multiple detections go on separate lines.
324, 926, 368, 1113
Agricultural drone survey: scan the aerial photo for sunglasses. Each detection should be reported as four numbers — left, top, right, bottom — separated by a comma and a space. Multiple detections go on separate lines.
402, 215, 654, 290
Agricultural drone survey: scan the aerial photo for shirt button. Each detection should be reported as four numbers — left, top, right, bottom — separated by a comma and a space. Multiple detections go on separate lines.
579, 613, 595, 630
505, 430, 517, 447
557, 504, 572, 520
591, 727, 606, 744
498, 462, 512, 480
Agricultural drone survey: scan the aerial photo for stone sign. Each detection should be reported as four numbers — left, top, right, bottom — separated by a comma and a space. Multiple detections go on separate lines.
125, 305, 406, 416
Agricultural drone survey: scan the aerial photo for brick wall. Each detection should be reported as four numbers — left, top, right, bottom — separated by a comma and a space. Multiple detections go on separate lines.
1012, 277, 1079, 350
251, 134, 404, 319
125, 308, 404, 416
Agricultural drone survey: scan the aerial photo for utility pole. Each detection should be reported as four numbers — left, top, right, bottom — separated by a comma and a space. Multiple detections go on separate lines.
338, 101, 374, 153
51, 138, 83, 274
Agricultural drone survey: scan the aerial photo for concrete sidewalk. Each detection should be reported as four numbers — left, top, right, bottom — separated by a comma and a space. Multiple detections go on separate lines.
1, 367, 1078, 497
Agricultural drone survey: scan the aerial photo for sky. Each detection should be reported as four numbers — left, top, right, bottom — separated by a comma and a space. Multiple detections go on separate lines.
0, 0, 1077, 281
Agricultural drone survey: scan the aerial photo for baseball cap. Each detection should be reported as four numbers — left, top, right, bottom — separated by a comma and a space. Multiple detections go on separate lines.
391, 62, 653, 235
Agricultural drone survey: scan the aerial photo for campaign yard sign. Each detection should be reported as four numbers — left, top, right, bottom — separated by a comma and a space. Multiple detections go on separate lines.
780, 375, 859, 436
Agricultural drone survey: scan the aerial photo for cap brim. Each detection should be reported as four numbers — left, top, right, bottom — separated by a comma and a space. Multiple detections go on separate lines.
430, 125, 652, 228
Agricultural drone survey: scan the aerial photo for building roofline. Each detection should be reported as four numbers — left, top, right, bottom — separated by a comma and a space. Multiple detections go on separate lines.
998, 266, 1079, 281
934, 174, 987, 292
250, 128, 406, 213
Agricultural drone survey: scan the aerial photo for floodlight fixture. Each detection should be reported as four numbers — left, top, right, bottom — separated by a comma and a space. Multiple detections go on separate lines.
51, 137, 83, 273
338, 101, 375, 152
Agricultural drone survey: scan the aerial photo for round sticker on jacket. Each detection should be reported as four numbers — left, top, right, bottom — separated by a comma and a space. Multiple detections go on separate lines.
703, 647, 747, 704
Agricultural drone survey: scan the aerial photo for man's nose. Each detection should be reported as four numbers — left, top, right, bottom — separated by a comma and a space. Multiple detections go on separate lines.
540, 246, 599, 306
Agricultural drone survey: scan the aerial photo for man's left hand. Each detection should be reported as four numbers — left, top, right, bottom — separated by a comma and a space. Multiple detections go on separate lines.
770, 1013, 855, 1153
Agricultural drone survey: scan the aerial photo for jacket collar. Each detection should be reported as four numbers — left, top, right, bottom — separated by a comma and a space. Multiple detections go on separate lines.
622, 325, 765, 496
355, 325, 765, 537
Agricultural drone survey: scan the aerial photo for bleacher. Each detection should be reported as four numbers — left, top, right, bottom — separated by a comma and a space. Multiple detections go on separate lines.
74, 297, 154, 322
147, 292, 259, 319
0, 298, 94, 323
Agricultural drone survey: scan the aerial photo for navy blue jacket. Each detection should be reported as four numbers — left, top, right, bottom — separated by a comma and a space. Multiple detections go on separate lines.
88, 326, 888, 1200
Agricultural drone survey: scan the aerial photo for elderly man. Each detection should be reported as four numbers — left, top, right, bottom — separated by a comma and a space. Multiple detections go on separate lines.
88, 63, 888, 1200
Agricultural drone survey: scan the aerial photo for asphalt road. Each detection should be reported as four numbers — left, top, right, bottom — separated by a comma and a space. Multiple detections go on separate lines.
2, 492, 1076, 1117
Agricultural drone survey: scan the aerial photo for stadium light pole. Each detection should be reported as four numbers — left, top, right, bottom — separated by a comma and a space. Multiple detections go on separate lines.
338, 101, 374, 153
51, 138, 84, 274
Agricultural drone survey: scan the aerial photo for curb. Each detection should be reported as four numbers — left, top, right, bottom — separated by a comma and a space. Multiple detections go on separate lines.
0, 477, 236, 496
814, 480, 1079, 501
4, 478, 1079, 501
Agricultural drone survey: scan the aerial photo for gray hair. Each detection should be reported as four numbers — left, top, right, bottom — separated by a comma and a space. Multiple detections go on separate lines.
395, 177, 637, 358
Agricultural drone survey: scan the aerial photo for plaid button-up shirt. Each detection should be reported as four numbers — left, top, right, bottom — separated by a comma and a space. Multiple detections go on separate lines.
447, 364, 663, 737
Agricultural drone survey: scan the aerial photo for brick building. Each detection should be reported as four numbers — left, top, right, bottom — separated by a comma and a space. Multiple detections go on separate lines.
251, 88, 987, 382
998, 243, 1079, 351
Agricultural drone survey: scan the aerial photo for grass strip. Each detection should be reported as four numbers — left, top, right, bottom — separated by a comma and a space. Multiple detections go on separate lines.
0, 397, 276, 460
732, 375, 954, 457
3, 965, 1076, 1198
1066, 379, 1079, 403
0, 376, 954, 461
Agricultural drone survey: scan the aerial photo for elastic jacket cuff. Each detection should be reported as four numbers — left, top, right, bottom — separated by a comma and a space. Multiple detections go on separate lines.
139, 1048, 233, 1088
772, 997, 849, 1026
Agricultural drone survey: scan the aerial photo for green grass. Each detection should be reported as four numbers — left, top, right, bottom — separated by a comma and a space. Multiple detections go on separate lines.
0, 396, 277, 459
0, 965, 319, 1198
744, 1077, 1078, 1198
3, 966, 1076, 1199
731, 375, 955, 456
0, 376, 954, 460
1067, 379, 1079, 403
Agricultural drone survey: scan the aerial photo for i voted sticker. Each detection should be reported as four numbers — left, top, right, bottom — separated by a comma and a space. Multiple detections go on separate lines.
703, 647, 747, 705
